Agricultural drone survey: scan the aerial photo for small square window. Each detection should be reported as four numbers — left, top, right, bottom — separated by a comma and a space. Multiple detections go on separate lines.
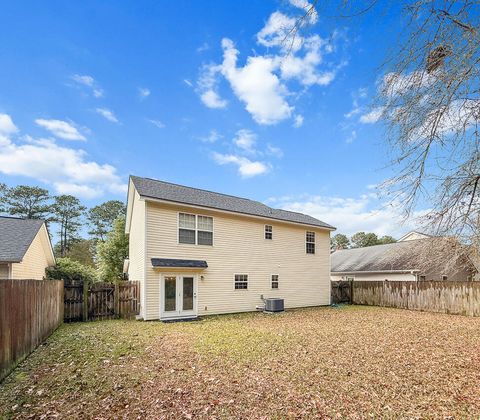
418, 275, 426, 281
234, 274, 248, 290
271, 274, 279, 289
265, 225, 273, 240
442, 275, 448, 281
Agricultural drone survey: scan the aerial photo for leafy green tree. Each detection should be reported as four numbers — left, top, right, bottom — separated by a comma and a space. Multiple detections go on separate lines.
379, 235, 397, 245
51, 195, 86, 257
96, 216, 129, 283
54, 238, 96, 267
87, 200, 126, 241
3, 185, 51, 219
0, 183, 7, 213
331, 233, 350, 250
351, 232, 379, 248
46, 257, 97, 283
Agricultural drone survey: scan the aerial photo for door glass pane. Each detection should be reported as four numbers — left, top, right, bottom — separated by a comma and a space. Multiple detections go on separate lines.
183, 277, 194, 311
164, 276, 176, 311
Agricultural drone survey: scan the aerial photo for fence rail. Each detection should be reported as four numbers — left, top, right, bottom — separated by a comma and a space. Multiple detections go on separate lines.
0, 279, 63, 382
352, 281, 480, 316
64, 280, 140, 322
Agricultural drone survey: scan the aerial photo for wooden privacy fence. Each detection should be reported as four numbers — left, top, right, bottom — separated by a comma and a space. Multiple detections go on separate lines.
64, 280, 140, 322
0, 279, 63, 382
353, 281, 480, 317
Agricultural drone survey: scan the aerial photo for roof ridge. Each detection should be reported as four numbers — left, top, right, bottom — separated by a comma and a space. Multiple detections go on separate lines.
0, 215, 45, 222
131, 175, 318, 220
131, 175, 268, 205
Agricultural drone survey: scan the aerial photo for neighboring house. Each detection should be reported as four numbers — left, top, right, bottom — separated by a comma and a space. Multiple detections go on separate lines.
331, 231, 477, 282
125, 176, 335, 320
0, 216, 55, 280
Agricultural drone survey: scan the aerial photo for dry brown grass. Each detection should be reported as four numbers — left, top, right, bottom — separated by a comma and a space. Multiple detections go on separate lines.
1, 305, 480, 419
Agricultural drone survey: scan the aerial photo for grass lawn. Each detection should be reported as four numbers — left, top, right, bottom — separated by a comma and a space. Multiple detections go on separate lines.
1, 306, 480, 419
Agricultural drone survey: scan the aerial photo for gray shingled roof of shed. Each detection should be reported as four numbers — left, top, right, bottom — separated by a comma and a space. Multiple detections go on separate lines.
131, 176, 334, 229
0, 217, 44, 262
331, 241, 422, 273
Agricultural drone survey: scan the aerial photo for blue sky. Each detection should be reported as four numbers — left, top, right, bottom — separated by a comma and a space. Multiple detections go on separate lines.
0, 1, 419, 237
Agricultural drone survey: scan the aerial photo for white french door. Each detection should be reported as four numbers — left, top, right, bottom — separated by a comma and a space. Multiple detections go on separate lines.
161, 274, 197, 319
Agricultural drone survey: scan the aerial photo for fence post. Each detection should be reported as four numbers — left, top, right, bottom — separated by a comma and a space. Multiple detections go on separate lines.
350, 279, 354, 304
114, 282, 120, 318
82, 281, 88, 322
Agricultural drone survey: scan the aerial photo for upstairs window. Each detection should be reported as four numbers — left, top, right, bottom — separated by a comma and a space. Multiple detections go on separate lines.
179, 213, 196, 244
271, 274, 279, 289
197, 215, 213, 245
306, 231, 315, 254
234, 274, 248, 290
265, 225, 273, 240
442, 275, 448, 281
178, 213, 213, 246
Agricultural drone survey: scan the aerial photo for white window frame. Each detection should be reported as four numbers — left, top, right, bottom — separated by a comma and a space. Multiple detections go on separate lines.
233, 273, 249, 290
271, 274, 279, 289
177, 212, 214, 246
265, 224, 273, 240
306, 231, 315, 254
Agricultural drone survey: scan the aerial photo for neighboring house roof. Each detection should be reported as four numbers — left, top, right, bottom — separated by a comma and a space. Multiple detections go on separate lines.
0, 217, 45, 263
151, 258, 208, 268
332, 237, 477, 275
398, 231, 432, 242
331, 241, 425, 273
130, 176, 334, 229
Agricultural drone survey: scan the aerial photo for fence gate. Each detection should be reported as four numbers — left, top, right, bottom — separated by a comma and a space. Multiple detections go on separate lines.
64, 280, 83, 322
331, 280, 353, 304
63, 280, 140, 322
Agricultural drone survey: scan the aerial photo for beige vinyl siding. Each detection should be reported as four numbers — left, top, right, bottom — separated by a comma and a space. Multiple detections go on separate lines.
144, 200, 331, 320
127, 189, 146, 318
11, 226, 52, 280
0, 264, 10, 279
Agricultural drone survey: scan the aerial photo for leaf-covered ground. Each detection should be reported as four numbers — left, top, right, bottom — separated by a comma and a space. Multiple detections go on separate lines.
1, 306, 480, 419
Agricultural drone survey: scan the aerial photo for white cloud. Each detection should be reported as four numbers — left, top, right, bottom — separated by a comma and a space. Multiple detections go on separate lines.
200, 129, 222, 143
95, 108, 119, 123
266, 144, 284, 158
268, 193, 427, 237
197, 42, 209, 53
346, 130, 357, 144
201, 89, 228, 109
360, 107, 384, 124
71, 74, 104, 98
35, 118, 86, 141
0, 114, 18, 135
257, 11, 300, 51
196, 7, 342, 126
220, 38, 293, 125
212, 152, 270, 178
138, 87, 151, 99
148, 119, 165, 129
233, 129, 256, 153
71, 74, 94, 87
0, 130, 125, 199
197, 64, 228, 109
293, 114, 304, 128
289, 0, 318, 23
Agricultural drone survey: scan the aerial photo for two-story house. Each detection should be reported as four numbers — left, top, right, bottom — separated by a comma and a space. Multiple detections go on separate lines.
125, 176, 335, 320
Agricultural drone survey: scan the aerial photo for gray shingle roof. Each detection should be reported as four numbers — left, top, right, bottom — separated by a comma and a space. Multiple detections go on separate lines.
151, 258, 208, 268
131, 176, 334, 229
0, 217, 45, 262
331, 241, 422, 273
